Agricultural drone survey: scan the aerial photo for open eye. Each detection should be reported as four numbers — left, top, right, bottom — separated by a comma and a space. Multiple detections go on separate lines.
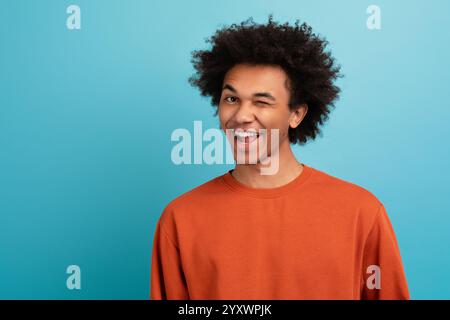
224, 96, 238, 104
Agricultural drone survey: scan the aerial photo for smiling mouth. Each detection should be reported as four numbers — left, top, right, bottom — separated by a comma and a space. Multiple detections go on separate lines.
233, 130, 261, 145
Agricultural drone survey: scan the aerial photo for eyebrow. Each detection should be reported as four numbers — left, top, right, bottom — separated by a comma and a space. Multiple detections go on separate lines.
222, 84, 277, 102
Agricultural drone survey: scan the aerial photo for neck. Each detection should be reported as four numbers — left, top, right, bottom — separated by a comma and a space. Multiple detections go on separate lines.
231, 139, 303, 188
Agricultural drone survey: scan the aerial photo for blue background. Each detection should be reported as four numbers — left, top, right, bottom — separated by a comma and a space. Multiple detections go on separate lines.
1, 0, 449, 299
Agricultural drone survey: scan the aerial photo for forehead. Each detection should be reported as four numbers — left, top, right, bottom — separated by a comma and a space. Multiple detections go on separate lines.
222, 64, 290, 96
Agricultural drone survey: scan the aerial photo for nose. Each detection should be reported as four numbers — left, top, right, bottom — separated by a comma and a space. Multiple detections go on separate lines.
231, 101, 256, 124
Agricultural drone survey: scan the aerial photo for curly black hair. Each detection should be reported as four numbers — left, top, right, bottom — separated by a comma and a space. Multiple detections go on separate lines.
188, 14, 342, 145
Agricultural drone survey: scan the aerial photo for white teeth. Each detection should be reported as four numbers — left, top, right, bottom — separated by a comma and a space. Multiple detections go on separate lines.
234, 130, 258, 138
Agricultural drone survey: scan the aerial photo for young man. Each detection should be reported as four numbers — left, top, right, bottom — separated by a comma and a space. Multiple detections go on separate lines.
150, 16, 409, 300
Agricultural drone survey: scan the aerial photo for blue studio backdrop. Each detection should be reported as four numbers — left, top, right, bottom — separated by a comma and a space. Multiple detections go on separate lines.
1, 0, 450, 299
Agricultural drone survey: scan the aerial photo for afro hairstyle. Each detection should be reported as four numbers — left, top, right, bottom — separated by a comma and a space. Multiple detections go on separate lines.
188, 14, 343, 144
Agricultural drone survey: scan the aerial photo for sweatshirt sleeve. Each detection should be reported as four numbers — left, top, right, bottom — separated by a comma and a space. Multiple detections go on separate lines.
360, 204, 410, 300
150, 218, 189, 300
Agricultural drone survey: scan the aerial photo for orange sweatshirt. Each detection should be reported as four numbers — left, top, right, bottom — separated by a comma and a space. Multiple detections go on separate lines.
150, 164, 410, 300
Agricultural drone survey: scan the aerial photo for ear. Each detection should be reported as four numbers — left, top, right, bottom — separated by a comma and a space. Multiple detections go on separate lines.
289, 104, 308, 129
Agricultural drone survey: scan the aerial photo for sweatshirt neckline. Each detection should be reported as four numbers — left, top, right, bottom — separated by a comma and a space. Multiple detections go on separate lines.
221, 163, 313, 198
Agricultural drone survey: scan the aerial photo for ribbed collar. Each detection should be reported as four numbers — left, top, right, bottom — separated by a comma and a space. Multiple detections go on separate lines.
221, 163, 314, 198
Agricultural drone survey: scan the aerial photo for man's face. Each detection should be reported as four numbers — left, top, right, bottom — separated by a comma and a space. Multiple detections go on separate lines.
218, 63, 305, 164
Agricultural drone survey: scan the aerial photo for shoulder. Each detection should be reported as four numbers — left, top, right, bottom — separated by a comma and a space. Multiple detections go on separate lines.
158, 172, 227, 226
307, 165, 384, 216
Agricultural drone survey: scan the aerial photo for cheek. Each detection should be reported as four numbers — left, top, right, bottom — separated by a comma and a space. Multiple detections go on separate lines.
258, 110, 289, 132
218, 105, 233, 124
259, 116, 292, 145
